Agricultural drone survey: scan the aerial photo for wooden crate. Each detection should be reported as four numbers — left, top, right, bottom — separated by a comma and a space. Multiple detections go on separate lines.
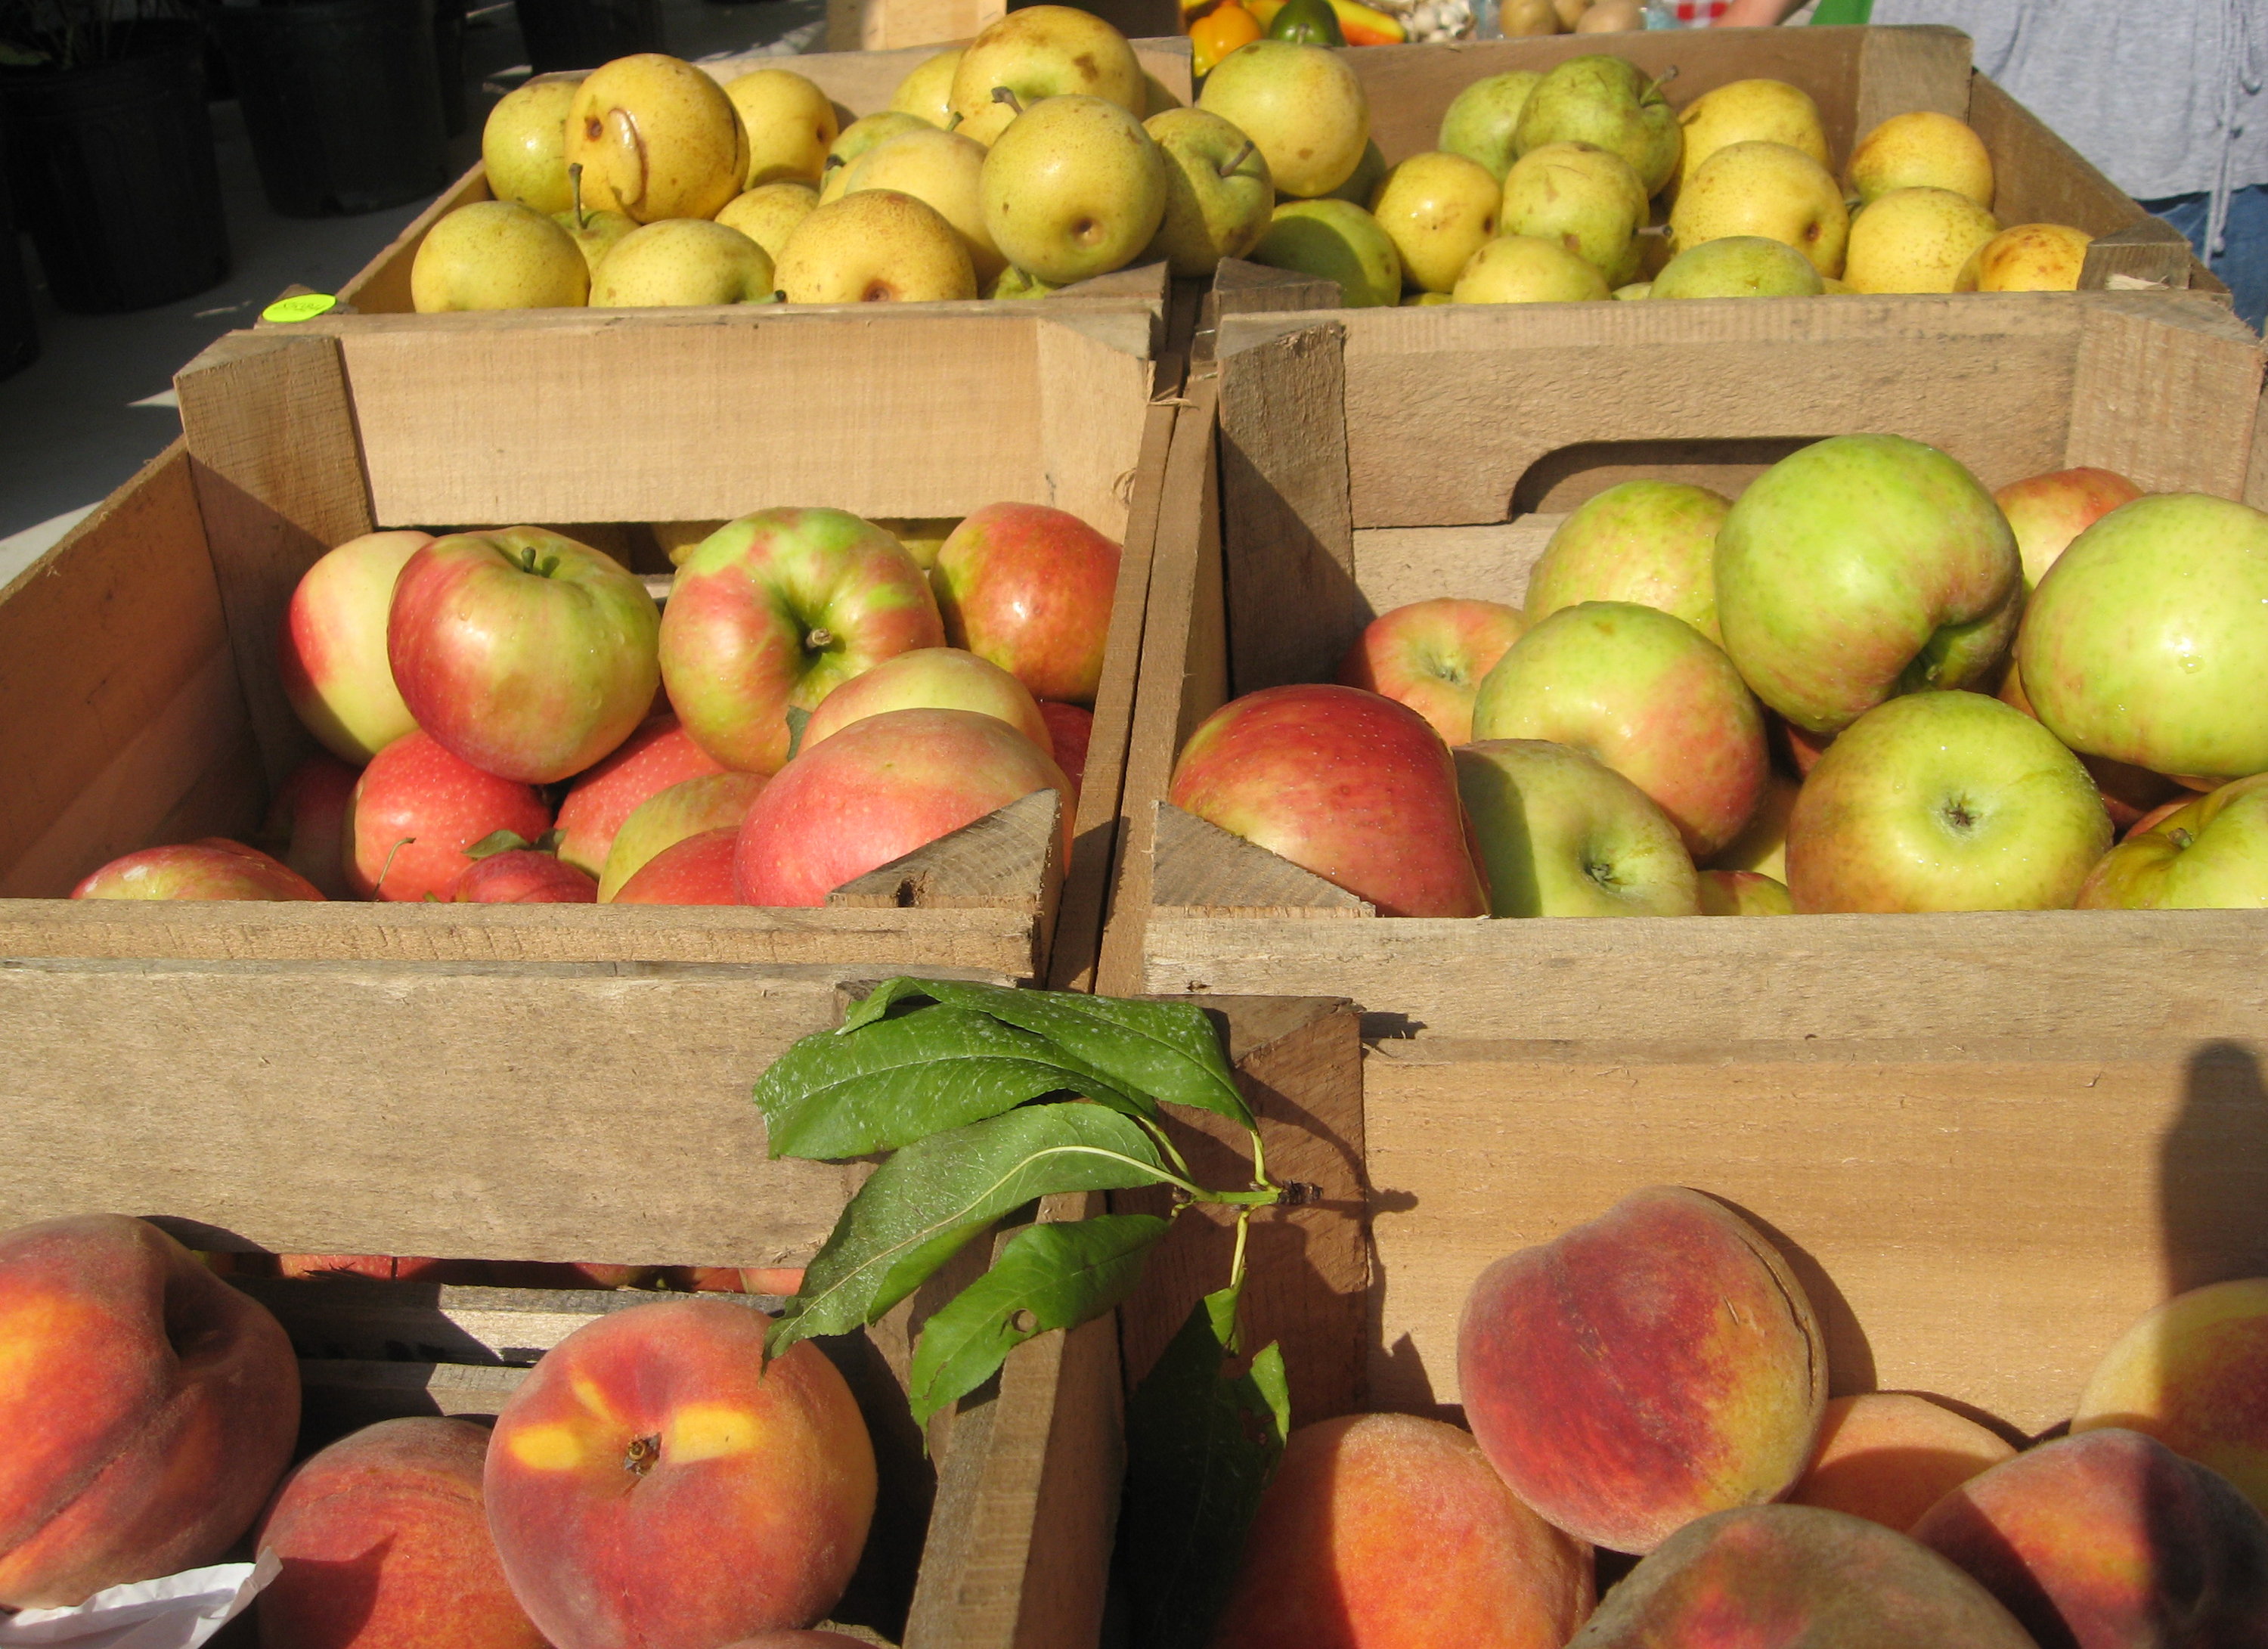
823, 0, 1175, 53
1091, 293, 2268, 1439
332, 39, 1193, 319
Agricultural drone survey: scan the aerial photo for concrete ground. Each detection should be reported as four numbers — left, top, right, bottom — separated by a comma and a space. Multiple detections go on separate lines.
0, 0, 823, 581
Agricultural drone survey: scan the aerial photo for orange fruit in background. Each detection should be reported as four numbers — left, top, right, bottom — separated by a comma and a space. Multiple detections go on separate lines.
1191, 3, 1261, 76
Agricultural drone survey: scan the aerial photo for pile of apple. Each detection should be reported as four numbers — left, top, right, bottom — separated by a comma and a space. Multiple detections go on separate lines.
1175, 435, 2268, 916
72, 503, 1113, 907
0, 1212, 878, 1647
1233, 51, 2098, 305
1210, 1184, 2268, 1648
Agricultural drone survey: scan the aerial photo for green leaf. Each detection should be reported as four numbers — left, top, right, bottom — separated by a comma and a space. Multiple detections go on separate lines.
784, 704, 810, 762
463, 829, 533, 861
769, 1104, 1174, 1355
1117, 1281, 1290, 1649
907, 1214, 1170, 1426
844, 979, 1254, 1132
754, 1003, 1156, 1161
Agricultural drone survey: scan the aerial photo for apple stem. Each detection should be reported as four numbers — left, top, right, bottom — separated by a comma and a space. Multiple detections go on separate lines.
374, 836, 416, 897
1636, 222, 1670, 237
569, 161, 587, 231
623, 1434, 660, 1477
1653, 64, 1681, 90
1218, 138, 1256, 178
990, 85, 1023, 116
2171, 827, 2195, 848
806, 627, 836, 650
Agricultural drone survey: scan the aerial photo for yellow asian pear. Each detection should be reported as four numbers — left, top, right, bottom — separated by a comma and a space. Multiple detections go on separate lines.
775, 188, 978, 302
1956, 222, 2093, 291
846, 126, 1005, 286
715, 181, 820, 262
482, 73, 583, 215
1670, 139, 1848, 277
1846, 110, 1994, 208
1674, 78, 1829, 195
1842, 185, 2000, 293
411, 200, 589, 311
565, 54, 748, 223
1371, 151, 1502, 293
891, 48, 962, 127
723, 68, 839, 188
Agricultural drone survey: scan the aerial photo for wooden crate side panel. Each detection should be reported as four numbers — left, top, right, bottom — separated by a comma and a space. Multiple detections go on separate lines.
0, 445, 262, 897
335, 166, 491, 311
1361, 1039, 2268, 1439
825, 0, 1001, 52
2065, 297, 2266, 495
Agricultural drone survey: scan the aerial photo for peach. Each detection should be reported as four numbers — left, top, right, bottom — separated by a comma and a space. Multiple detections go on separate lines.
1912, 1427, 2268, 1647
1789, 1393, 2015, 1532
1568, 1504, 2037, 1647
554, 714, 730, 877
0, 1215, 299, 1606
1458, 1186, 1826, 1554
2073, 1277, 2268, 1520
597, 772, 768, 900
257, 1418, 545, 1649
485, 1298, 875, 1648
1210, 1412, 1594, 1649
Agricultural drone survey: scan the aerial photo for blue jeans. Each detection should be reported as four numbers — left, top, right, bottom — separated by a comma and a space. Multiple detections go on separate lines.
2141, 184, 2268, 333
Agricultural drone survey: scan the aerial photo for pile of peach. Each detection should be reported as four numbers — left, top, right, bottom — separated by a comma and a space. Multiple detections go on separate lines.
0, 1214, 878, 1648
1213, 1186, 2268, 1648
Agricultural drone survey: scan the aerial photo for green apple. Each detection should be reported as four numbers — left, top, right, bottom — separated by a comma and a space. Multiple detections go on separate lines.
723, 67, 838, 188
1451, 234, 1609, 303
949, 5, 1145, 146
1196, 39, 1369, 200
1455, 739, 1699, 917
891, 48, 962, 127
1512, 55, 1681, 197
482, 73, 582, 215
1651, 234, 1824, 298
1786, 690, 2110, 912
411, 201, 589, 312
1318, 138, 1387, 206
565, 54, 748, 224
1250, 199, 1401, 308
1525, 479, 1730, 643
981, 96, 1167, 286
776, 189, 977, 302
2017, 494, 2268, 781
2077, 773, 2268, 909
590, 219, 773, 306
1439, 70, 1545, 181
1370, 151, 1501, 294
714, 181, 820, 262
1499, 141, 1647, 285
1715, 435, 2019, 735
1697, 868, 1793, 914
1143, 107, 1275, 277
847, 126, 1005, 285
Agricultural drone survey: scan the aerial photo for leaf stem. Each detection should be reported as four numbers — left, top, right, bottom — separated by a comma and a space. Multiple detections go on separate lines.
1134, 1112, 1194, 1182
1227, 1209, 1252, 1302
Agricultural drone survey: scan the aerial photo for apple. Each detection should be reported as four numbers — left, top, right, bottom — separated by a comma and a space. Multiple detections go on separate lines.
2017, 494, 2268, 782
564, 54, 748, 225
845, 128, 1004, 286
1526, 479, 1728, 643
1650, 234, 1824, 299
1473, 601, 1768, 860
452, 848, 600, 904
1992, 466, 2143, 592
1996, 656, 2178, 831
483, 1299, 875, 1647
1196, 40, 1370, 200
411, 203, 589, 312
257, 754, 361, 898
1038, 702, 1093, 788
716, 182, 820, 263
2077, 774, 2268, 909
718, 1634, 878, 1649
1845, 110, 1994, 208
1697, 867, 1793, 915
1374, 151, 1504, 294
735, 707, 1074, 907
278, 528, 432, 763
1454, 739, 1699, 917
71, 838, 325, 901
589, 219, 775, 307
482, 73, 583, 215
826, 113, 929, 182
947, 5, 1145, 147
1251, 199, 1402, 308
1786, 691, 2111, 913
1512, 55, 1680, 197
1709, 769, 1799, 879
1336, 598, 1526, 745
932, 504, 1120, 705
723, 67, 838, 189
775, 189, 978, 302
389, 528, 658, 785
1958, 222, 2093, 292
979, 96, 1167, 287
1438, 70, 1545, 181
1453, 234, 1610, 302
1144, 107, 1275, 277
1670, 141, 1848, 279
891, 48, 962, 126
554, 714, 730, 879
0, 1215, 298, 1607
1498, 141, 1644, 287
345, 730, 553, 903
613, 826, 742, 904
659, 508, 945, 774
1714, 434, 2022, 735
1168, 683, 1489, 918
1842, 187, 2001, 294
1321, 139, 1388, 208
1673, 78, 1830, 197
803, 646, 1050, 755
600, 772, 769, 900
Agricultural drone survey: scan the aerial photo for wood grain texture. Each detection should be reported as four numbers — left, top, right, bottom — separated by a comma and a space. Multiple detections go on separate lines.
175, 330, 375, 789
334, 166, 491, 311
1150, 803, 1371, 921
831, 788, 1061, 911
1350, 517, 1559, 614
826, 0, 999, 51
1194, 260, 1338, 365
2065, 297, 2265, 497
1361, 1036, 2268, 1438
2081, 219, 2198, 293
1852, 23, 1969, 139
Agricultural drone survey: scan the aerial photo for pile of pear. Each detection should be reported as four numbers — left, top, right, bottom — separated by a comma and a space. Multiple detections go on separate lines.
413, 6, 1339, 312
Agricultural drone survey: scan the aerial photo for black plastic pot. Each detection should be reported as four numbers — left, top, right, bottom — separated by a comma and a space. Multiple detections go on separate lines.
433, 0, 468, 136
514, 0, 662, 73
0, 20, 230, 313
213, 0, 449, 217
0, 122, 37, 380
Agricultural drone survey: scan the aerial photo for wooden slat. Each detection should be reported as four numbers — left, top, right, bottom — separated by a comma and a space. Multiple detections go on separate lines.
2081, 219, 2198, 293
334, 166, 491, 310
1194, 260, 1337, 365
1349, 516, 1558, 615
1149, 803, 1371, 921
2065, 296, 2265, 495
1851, 22, 1969, 141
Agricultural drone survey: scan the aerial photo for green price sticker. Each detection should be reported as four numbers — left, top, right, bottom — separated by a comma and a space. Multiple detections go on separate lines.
262, 292, 338, 324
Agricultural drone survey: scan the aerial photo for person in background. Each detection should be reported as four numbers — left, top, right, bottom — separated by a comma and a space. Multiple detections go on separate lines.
1708, 0, 2267, 331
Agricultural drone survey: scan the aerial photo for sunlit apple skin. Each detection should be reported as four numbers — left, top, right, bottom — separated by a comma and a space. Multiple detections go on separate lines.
660, 509, 944, 776
1997, 658, 2178, 832
1170, 683, 1490, 918
613, 828, 741, 905
1039, 702, 1092, 789
71, 839, 324, 901
932, 504, 1120, 705
599, 773, 769, 901
2016, 494, 2268, 783
1715, 435, 2021, 735
258, 755, 360, 899
1337, 599, 1527, 746
1697, 867, 1793, 915
1994, 466, 2143, 592
2076, 773, 2268, 908
736, 708, 1074, 907
802, 646, 1050, 755
388, 528, 660, 785
554, 715, 729, 878
278, 529, 432, 764
452, 850, 600, 904
345, 731, 553, 903
1786, 690, 2111, 913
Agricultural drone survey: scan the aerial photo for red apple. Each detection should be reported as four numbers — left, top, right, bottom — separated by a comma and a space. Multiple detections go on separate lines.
1994, 466, 2143, 591
483, 1299, 876, 1648
278, 529, 431, 764
259, 755, 361, 899
802, 646, 1051, 755
452, 849, 600, 904
0, 1215, 299, 1607
613, 828, 741, 905
1337, 598, 1527, 746
345, 731, 553, 902
71, 838, 325, 901
735, 708, 1074, 907
932, 503, 1120, 705
600, 773, 767, 900
659, 509, 944, 775
553, 715, 729, 878
1039, 702, 1093, 789
388, 528, 661, 784
1170, 684, 1490, 918
1997, 657, 2178, 831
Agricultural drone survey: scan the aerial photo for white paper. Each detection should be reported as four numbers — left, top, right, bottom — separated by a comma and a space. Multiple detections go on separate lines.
0, 1552, 278, 1648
